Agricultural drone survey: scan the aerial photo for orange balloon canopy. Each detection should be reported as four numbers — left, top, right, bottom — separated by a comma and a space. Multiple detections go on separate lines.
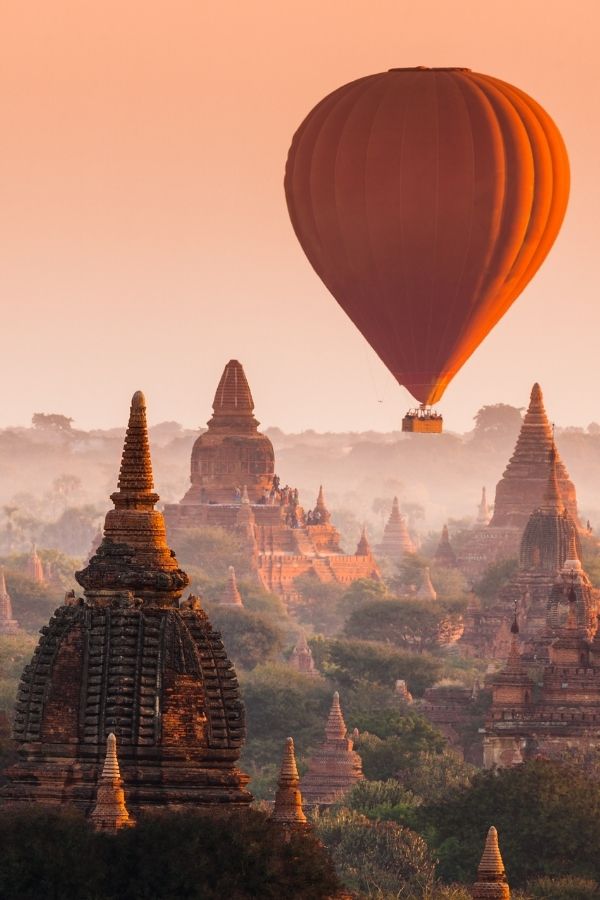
284, 67, 569, 406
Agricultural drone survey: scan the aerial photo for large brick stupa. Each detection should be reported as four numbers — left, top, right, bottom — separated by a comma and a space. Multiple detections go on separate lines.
2, 391, 251, 813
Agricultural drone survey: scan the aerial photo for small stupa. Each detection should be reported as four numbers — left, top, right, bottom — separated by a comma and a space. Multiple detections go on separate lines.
300, 692, 363, 805
289, 632, 318, 676
222, 566, 243, 606
0, 567, 19, 634
271, 737, 307, 829
355, 525, 371, 557
90, 733, 134, 833
376, 497, 415, 561
26, 544, 45, 584
472, 826, 510, 899
477, 487, 491, 526
417, 567, 437, 600
435, 525, 456, 568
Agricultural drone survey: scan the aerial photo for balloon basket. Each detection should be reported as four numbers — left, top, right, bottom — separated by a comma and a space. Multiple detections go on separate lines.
402, 407, 443, 434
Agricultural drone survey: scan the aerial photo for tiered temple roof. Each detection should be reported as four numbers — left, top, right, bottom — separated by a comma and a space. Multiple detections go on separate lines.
2, 391, 251, 813
355, 526, 372, 557
490, 383, 578, 529
301, 692, 363, 805
90, 733, 133, 832
0, 567, 19, 634
472, 826, 510, 899
376, 497, 415, 561
272, 737, 307, 829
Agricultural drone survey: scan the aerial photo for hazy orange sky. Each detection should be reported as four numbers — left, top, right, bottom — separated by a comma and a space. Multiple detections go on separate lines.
0, 1, 597, 433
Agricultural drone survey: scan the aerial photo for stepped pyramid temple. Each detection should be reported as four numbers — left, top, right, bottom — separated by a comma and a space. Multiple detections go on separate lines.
2, 392, 251, 812
0, 567, 19, 634
483, 602, 600, 768
462, 451, 598, 660
164, 360, 379, 605
458, 384, 580, 578
301, 692, 363, 805
375, 497, 415, 561
472, 826, 510, 899
271, 737, 308, 830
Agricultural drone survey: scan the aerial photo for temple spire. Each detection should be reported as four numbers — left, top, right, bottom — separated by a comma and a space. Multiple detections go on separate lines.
26, 544, 45, 584
301, 691, 364, 805
272, 737, 307, 828
377, 497, 415, 559
472, 826, 510, 899
112, 391, 157, 509
0, 566, 18, 634
541, 445, 564, 513
75, 392, 189, 606
222, 566, 243, 606
326, 691, 347, 741
477, 487, 490, 525
314, 486, 331, 524
90, 733, 134, 833
435, 524, 457, 567
212, 359, 255, 418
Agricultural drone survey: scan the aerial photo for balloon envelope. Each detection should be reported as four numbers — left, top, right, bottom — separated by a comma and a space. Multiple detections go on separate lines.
284, 67, 569, 405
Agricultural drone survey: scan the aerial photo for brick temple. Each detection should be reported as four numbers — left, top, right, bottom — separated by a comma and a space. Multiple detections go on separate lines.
2, 391, 251, 813
164, 360, 379, 605
375, 496, 415, 562
461, 452, 597, 661
457, 384, 580, 578
483, 604, 600, 768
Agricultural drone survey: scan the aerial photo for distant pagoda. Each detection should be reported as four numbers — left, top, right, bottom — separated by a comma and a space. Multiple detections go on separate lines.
472, 826, 510, 899
0, 567, 19, 634
272, 737, 308, 830
301, 692, 363, 805
376, 497, 415, 561
2, 391, 251, 813
435, 525, 456, 568
26, 544, 45, 584
490, 383, 578, 529
222, 565, 243, 606
477, 487, 491, 526
164, 360, 379, 606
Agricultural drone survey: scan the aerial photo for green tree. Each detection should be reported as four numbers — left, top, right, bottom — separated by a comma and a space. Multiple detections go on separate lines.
325, 638, 442, 695
205, 605, 283, 671
474, 559, 519, 606
0, 806, 339, 900
338, 577, 388, 614
473, 404, 523, 440
345, 599, 460, 654
420, 760, 600, 886
293, 573, 345, 634
174, 526, 254, 581
314, 808, 435, 897
355, 719, 446, 781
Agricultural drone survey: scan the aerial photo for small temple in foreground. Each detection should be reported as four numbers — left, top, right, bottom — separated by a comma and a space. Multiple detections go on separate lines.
301, 692, 363, 805
2, 391, 251, 813
271, 737, 308, 830
164, 360, 379, 606
90, 733, 133, 833
457, 384, 580, 578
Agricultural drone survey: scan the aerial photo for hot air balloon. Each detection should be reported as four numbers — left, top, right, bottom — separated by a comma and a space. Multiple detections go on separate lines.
284, 67, 569, 433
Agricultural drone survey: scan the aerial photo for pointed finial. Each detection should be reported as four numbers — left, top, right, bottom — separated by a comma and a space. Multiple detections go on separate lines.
530, 382, 543, 406
325, 691, 348, 741
472, 826, 510, 899
211, 360, 255, 417
222, 565, 243, 606
418, 566, 437, 600
356, 524, 371, 556
272, 737, 307, 826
